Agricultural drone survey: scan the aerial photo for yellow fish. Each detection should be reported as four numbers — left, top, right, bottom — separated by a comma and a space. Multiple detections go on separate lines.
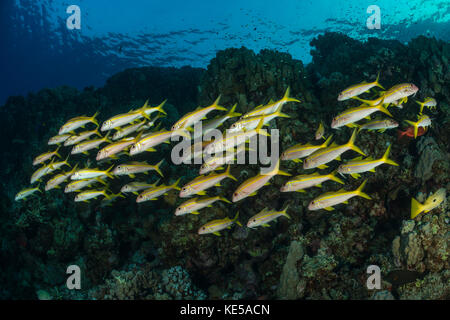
415, 97, 437, 113
404, 114, 432, 138
59, 111, 99, 135
15, 186, 42, 201
315, 121, 325, 140
33, 146, 61, 166
281, 135, 333, 162
337, 73, 384, 101
175, 195, 231, 216
241, 87, 300, 118
198, 212, 242, 236
247, 205, 290, 228
411, 188, 446, 219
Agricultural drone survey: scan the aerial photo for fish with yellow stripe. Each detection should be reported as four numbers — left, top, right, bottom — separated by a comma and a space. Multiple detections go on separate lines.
120, 179, 160, 195
247, 205, 290, 228
331, 103, 392, 129
192, 103, 241, 139
129, 129, 190, 156
308, 179, 371, 211
241, 87, 300, 118
71, 133, 112, 155
64, 128, 102, 146
112, 160, 164, 178
15, 186, 42, 201
415, 97, 437, 113
180, 165, 237, 198
410, 188, 446, 219
315, 121, 325, 140
281, 135, 333, 163
228, 104, 290, 133
199, 144, 247, 175
71, 165, 115, 180
198, 212, 242, 236
112, 118, 147, 141
96, 134, 141, 161
353, 83, 418, 107
337, 73, 384, 101
232, 158, 290, 202
100, 100, 156, 132
280, 171, 344, 193
357, 118, 398, 133
337, 144, 398, 179
404, 114, 431, 138
303, 129, 365, 170
33, 146, 61, 166
175, 195, 231, 216
171, 96, 227, 130
74, 189, 122, 203
136, 178, 181, 203
45, 164, 79, 191
48, 134, 71, 145
64, 177, 107, 193
59, 111, 100, 135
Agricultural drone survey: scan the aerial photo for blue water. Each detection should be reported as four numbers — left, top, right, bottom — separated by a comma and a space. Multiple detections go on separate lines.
1, 0, 449, 105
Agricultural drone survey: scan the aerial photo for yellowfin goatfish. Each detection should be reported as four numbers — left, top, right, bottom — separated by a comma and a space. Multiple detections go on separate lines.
404, 114, 432, 138
71, 165, 115, 180
59, 111, 99, 135
203, 119, 269, 155
199, 145, 246, 175
74, 189, 117, 202
337, 144, 398, 179
357, 118, 398, 133
415, 97, 437, 113
315, 122, 325, 140
308, 179, 371, 211
15, 186, 42, 201
120, 179, 160, 195
141, 99, 167, 117
247, 205, 290, 228
330, 103, 392, 129
303, 129, 365, 170
193, 104, 241, 139
96, 134, 141, 161
112, 119, 146, 141
45, 164, 79, 191
64, 128, 102, 146
129, 129, 190, 156
100, 101, 152, 132
337, 73, 384, 101
280, 171, 344, 193
71, 133, 112, 155
30, 161, 55, 184
112, 159, 164, 178
228, 104, 290, 133
48, 134, 71, 145
49, 155, 71, 171
241, 87, 300, 118
180, 140, 211, 164
410, 188, 446, 219
180, 165, 237, 198
175, 195, 231, 216
33, 146, 61, 166
136, 178, 181, 203
281, 135, 333, 163
198, 212, 242, 236
232, 158, 291, 202
171, 96, 227, 130
353, 83, 419, 107
64, 177, 107, 193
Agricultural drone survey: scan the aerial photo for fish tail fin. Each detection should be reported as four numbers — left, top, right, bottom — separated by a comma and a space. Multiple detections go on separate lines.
225, 165, 237, 181
329, 171, 345, 184
212, 95, 227, 111
64, 154, 71, 168
104, 131, 113, 144
91, 111, 100, 126
347, 129, 366, 156
268, 158, 291, 176
374, 72, 384, 89
282, 86, 301, 103
356, 179, 372, 200
322, 134, 333, 147
219, 196, 232, 204
155, 99, 168, 115
105, 164, 115, 179
375, 103, 393, 117
227, 103, 242, 118
410, 197, 424, 219
275, 103, 291, 118
95, 127, 102, 137
352, 96, 377, 106
281, 204, 291, 219
255, 118, 270, 137
172, 177, 182, 190
153, 159, 164, 177
405, 120, 418, 139
233, 211, 242, 227
54, 145, 62, 159
173, 128, 191, 140
381, 144, 399, 166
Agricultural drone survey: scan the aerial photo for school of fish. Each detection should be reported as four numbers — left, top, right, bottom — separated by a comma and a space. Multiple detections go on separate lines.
15, 76, 445, 236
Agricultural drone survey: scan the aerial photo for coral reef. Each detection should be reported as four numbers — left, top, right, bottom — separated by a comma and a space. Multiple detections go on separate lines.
0, 32, 449, 300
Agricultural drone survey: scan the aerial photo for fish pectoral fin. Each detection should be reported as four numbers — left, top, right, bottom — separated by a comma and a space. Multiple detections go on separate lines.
343, 201, 349, 204
146, 148, 157, 152
197, 191, 207, 195
129, 174, 136, 178
264, 182, 271, 186
316, 183, 322, 188
324, 206, 334, 211
378, 128, 386, 133
296, 189, 306, 193
249, 192, 258, 197
262, 223, 271, 227
317, 164, 328, 169
213, 232, 221, 236
82, 151, 89, 155
350, 173, 361, 179
192, 211, 200, 215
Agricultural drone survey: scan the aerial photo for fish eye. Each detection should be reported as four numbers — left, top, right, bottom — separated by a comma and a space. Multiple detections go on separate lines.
233, 192, 238, 196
